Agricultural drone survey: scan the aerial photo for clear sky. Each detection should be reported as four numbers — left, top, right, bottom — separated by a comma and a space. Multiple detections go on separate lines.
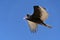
0, 0, 60, 40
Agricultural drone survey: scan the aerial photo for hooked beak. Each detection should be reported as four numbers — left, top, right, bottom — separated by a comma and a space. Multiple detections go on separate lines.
23, 16, 28, 19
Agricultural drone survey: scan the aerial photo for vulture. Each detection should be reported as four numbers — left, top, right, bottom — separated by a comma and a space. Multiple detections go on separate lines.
24, 6, 52, 32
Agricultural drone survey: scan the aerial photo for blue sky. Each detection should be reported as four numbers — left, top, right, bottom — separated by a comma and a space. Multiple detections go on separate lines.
0, 0, 60, 40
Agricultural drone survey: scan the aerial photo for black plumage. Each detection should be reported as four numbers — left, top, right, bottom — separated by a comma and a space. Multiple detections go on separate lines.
24, 6, 51, 32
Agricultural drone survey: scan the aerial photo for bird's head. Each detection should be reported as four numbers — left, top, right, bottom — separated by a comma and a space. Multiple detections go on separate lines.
24, 14, 31, 20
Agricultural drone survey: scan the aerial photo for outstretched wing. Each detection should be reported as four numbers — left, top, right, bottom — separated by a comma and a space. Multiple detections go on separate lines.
32, 6, 48, 21
40, 6, 48, 21
31, 6, 42, 18
27, 20, 38, 32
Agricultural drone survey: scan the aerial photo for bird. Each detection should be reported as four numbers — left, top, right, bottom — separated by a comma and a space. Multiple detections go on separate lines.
24, 6, 52, 32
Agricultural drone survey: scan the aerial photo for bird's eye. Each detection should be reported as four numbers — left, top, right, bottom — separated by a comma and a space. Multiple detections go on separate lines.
27, 14, 30, 17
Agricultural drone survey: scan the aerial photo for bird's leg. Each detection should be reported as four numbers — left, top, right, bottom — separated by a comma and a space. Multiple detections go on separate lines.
41, 22, 52, 28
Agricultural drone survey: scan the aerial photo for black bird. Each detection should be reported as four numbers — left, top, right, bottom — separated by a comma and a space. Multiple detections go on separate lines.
24, 6, 51, 32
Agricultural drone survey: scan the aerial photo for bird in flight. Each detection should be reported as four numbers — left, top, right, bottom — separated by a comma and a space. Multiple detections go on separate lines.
24, 6, 52, 32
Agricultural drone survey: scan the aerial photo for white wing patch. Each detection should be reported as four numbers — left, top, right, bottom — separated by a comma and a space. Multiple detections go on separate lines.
27, 20, 37, 32
40, 6, 48, 21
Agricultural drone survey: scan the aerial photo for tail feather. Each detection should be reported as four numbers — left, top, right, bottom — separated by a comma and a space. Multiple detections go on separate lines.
42, 22, 52, 28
